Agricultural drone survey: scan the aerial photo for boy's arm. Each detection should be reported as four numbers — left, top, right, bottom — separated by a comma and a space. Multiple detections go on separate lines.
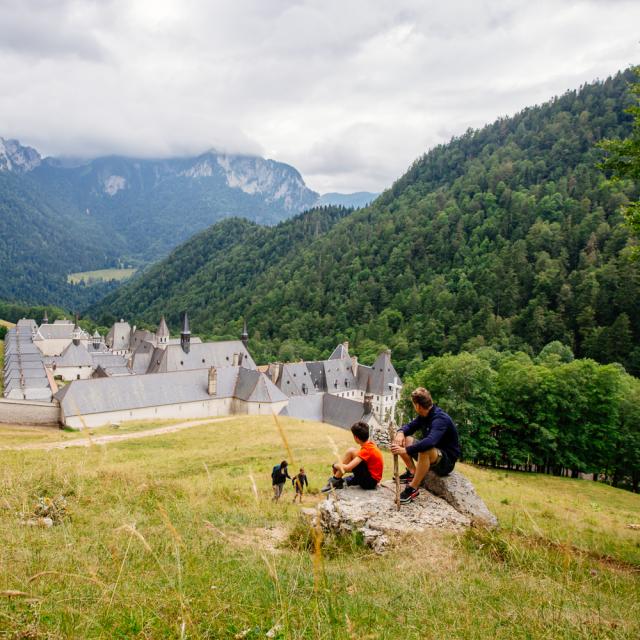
337, 456, 363, 474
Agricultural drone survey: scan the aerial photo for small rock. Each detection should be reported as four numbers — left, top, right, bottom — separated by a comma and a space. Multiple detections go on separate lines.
40, 517, 54, 528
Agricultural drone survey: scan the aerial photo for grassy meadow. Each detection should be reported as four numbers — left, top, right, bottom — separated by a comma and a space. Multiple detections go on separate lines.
0, 416, 638, 639
67, 269, 136, 285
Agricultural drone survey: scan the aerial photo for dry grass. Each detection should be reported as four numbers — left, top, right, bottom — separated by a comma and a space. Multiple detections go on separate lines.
67, 268, 136, 284
0, 415, 638, 639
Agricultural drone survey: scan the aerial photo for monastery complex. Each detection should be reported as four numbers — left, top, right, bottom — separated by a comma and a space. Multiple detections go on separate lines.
2, 314, 402, 431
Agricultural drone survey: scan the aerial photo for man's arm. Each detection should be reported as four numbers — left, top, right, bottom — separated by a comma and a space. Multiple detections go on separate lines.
405, 416, 449, 455
393, 417, 420, 445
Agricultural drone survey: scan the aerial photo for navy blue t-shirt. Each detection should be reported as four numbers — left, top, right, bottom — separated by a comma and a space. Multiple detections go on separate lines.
399, 405, 461, 461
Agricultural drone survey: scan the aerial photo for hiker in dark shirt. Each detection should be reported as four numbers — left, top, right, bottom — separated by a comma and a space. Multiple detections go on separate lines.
271, 460, 291, 502
291, 468, 308, 503
390, 387, 461, 504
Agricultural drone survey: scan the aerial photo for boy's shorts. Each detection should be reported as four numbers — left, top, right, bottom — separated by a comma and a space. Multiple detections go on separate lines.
345, 460, 378, 490
410, 448, 455, 476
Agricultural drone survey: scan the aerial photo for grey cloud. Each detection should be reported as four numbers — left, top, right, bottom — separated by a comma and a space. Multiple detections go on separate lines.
0, 0, 638, 192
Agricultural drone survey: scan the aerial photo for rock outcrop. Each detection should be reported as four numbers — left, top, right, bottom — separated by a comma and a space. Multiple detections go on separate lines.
307, 470, 497, 553
422, 470, 498, 528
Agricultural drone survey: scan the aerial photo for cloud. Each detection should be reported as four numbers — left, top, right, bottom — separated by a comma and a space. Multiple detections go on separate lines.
0, 0, 638, 192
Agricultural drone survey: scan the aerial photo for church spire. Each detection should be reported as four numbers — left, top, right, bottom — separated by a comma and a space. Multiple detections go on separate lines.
180, 312, 191, 354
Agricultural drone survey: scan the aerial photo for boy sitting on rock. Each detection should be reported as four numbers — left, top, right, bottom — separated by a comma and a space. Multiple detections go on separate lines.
321, 421, 384, 492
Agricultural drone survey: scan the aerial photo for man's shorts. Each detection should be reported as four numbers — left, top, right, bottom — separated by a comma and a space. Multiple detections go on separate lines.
410, 447, 455, 476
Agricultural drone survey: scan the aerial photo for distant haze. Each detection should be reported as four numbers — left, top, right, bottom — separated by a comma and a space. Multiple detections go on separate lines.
0, 0, 638, 193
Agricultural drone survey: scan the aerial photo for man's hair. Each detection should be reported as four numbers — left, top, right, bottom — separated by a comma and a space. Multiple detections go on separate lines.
351, 421, 370, 441
281, 460, 288, 467
411, 387, 433, 410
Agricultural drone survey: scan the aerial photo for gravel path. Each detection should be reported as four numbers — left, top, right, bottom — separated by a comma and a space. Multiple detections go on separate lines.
0, 417, 234, 451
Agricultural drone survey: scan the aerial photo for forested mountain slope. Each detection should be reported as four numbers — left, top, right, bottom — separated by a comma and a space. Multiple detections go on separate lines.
91, 70, 640, 375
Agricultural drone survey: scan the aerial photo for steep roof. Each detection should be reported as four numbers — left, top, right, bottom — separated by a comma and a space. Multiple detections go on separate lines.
55, 367, 283, 416
367, 350, 401, 396
106, 321, 132, 350
54, 342, 93, 367
322, 394, 366, 430
277, 362, 315, 397
234, 369, 288, 403
146, 341, 257, 374
328, 342, 350, 360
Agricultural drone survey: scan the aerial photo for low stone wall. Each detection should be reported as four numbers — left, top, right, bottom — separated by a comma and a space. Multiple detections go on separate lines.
0, 398, 60, 425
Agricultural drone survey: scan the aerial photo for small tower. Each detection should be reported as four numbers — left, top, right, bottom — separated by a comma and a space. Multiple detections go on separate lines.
241, 319, 249, 349
92, 330, 101, 350
157, 315, 170, 345
42, 310, 49, 325
72, 318, 81, 346
180, 312, 191, 354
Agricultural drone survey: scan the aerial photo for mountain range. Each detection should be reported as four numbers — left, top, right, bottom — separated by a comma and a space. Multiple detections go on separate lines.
90, 69, 640, 376
0, 140, 377, 306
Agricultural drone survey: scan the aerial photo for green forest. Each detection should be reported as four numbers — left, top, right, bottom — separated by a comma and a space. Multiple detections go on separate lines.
92, 69, 640, 377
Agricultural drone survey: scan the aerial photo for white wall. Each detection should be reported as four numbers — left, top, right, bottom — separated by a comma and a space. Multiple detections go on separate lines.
62, 397, 234, 429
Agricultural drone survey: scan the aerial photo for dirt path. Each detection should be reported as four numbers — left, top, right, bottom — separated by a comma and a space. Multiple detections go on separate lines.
0, 417, 235, 451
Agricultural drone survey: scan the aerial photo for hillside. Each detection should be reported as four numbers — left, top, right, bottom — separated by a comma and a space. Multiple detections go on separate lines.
0, 145, 322, 307
0, 416, 638, 638
92, 70, 640, 375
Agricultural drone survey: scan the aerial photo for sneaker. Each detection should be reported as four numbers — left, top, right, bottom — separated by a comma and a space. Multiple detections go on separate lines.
398, 469, 415, 484
321, 476, 345, 493
399, 485, 419, 504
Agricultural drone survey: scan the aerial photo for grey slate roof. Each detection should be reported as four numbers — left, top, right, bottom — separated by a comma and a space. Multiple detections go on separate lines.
3, 326, 53, 401
280, 394, 324, 422
106, 321, 132, 350
35, 323, 89, 341
322, 394, 366, 429
146, 341, 257, 374
54, 342, 94, 367
328, 342, 350, 360
366, 350, 400, 396
55, 367, 284, 417
277, 362, 316, 397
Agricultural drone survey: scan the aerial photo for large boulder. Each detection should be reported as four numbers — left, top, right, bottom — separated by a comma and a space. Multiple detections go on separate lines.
310, 483, 471, 553
306, 470, 498, 553
422, 470, 498, 528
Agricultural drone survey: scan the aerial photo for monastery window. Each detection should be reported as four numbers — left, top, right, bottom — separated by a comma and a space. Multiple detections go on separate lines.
180, 361, 184, 365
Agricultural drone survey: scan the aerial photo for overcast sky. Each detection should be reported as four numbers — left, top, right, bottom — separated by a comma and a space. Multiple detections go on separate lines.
0, 0, 638, 193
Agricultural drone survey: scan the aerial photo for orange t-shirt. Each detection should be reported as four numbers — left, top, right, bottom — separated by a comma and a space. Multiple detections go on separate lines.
357, 440, 384, 482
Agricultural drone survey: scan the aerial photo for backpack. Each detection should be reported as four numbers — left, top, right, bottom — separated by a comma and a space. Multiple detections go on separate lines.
271, 465, 281, 482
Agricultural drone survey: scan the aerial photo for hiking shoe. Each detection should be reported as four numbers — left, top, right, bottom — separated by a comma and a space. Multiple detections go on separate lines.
398, 469, 415, 484
321, 477, 345, 493
399, 485, 419, 504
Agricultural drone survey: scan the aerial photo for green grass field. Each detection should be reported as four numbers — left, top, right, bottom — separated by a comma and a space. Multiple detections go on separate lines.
0, 416, 638, 639
67, 268, 136, 285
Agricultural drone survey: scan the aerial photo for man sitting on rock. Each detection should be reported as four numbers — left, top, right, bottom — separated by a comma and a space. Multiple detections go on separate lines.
321, 421, 384, 492
390, 387, 460, 504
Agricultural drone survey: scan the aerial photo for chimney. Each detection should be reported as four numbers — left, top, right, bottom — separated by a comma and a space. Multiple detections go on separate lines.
363, 393, 373, 415
241, 319, 249, 349
343, 340, 349, 352
351, 355, 358, 377
238, 352, 244, 367
180, 312, 191, 354
270, 363, 280, 383
232, 353, 239, 366
208, 367, 218, 396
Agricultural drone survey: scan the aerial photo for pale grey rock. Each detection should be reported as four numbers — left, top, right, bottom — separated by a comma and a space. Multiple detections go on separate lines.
314, 483, 471, 553
422, 470, 498, 528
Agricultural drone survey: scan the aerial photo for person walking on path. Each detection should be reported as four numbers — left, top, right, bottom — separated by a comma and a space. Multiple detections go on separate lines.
271, 460, 291, 502
291, 468, 308, 503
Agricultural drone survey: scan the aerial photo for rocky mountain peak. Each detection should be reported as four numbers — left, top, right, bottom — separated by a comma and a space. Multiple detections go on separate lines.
0, 137, 42, 173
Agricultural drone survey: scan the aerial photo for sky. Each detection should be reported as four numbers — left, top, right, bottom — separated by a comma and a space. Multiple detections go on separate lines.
0, 0, 638, 193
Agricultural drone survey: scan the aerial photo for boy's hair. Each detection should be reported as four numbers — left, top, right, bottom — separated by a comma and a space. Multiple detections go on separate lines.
281, 460, 288, 467
351, 421, 370, 442
411, 387, 433, 410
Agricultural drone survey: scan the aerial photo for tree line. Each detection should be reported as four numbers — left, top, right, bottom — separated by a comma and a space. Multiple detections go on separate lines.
402, 343, 640, 492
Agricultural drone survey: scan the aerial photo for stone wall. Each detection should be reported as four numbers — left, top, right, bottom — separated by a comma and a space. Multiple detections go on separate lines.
0, 398, 60, 425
